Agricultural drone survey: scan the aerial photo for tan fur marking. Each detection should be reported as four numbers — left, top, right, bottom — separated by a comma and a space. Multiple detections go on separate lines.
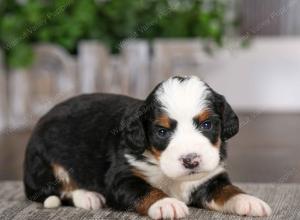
136, 188, 167, 215
132, 168, 147, 181
150, 147, 161, 160
154, 115, 171, 128
214, 137, 221, 148
198, 110, 212, 122
52, 164, 77, 193
213, 185, 244, 205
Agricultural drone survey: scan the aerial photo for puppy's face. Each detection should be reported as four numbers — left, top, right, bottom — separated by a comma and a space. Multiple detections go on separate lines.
142, 76, 239, 179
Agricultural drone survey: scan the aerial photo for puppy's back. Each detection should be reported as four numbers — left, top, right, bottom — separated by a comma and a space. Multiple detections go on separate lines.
23, 93, 142, 203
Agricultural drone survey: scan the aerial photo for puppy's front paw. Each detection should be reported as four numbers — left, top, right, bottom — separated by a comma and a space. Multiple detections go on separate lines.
72, 190, 106, 210
148, 197, 189, 219
226, 194, 272, 217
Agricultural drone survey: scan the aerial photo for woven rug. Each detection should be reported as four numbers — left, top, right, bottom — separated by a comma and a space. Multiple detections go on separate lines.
0, 181, 299, 220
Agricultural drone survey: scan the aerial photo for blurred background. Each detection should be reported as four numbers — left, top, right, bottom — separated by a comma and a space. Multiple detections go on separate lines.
0, 0, 299, 183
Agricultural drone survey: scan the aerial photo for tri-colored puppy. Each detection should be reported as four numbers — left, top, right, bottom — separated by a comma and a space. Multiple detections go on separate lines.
24, 75, 271, 219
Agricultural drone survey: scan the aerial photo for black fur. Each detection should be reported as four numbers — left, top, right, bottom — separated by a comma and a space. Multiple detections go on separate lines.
24, 94, 154, 209
172, 75, 190, 83
188, 172, 232, 207
205, 86, 239, 141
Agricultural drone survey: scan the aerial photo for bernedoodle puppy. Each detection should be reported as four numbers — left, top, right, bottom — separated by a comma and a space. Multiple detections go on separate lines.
24, 75, 271, 219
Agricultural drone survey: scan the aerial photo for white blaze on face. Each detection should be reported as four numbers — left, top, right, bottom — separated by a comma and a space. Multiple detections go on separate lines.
156, 76, 220, 179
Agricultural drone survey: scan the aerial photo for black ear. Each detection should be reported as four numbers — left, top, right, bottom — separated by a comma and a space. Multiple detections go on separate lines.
213, 91, 239, 141
121, 104, 148, 154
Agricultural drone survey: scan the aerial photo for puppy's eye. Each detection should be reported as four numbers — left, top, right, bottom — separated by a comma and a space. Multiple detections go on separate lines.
201, 120, 212, 130
157, 128, 168, 137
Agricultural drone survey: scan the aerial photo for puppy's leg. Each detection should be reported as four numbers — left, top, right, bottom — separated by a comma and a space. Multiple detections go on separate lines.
106, 172, 189, 219
207, 185, 272, 217
190, 173, 272, 217
71, 189, 106, 210
50, 163, 106, 210
144, 193, 189, 219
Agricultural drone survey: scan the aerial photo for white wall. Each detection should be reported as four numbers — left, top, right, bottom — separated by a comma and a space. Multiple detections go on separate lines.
203, 37, 300, 112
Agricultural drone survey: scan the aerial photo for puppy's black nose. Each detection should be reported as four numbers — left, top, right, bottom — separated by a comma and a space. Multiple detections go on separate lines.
180, 153, 200, 169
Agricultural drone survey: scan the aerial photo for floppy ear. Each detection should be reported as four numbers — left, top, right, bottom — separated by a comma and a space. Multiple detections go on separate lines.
213, 92, 239, 141
121, 104, 148, 154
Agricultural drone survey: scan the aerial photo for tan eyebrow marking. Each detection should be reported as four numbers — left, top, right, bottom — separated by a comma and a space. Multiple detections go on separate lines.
197, 110, 212, 122
154, 115, 171, 128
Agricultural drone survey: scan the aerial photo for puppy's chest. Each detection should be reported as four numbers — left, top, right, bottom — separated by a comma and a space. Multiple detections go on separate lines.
144, 167, 202, 204
125, 154, 217, 203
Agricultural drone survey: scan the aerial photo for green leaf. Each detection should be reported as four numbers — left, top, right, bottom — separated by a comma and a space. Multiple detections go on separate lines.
7, 43, 34, 68
0, 0, 237, 69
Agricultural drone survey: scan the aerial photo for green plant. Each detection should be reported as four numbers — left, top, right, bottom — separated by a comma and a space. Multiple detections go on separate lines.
0, 0, 235, 69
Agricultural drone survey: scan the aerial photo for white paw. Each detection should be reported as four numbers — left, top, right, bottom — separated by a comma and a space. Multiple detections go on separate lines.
226, 194, 272, 217
44, 195, 61, 208
72, 190, 106, 210
148, 197, 189, 220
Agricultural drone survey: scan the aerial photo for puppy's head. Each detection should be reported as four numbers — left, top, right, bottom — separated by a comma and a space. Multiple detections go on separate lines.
125, 76, 239, 180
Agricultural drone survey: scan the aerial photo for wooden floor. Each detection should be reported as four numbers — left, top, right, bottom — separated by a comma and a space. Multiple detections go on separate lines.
0, 113, 299, 183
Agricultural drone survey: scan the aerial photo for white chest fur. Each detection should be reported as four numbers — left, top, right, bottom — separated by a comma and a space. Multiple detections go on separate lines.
125, 154, 225, 204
